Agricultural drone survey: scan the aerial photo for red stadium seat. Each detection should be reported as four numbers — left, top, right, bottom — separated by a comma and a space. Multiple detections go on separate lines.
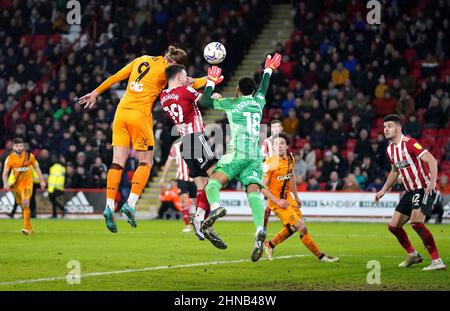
419, 138, 435, 149
413, 59, 423, 69
375, 118, 384, 130
346, 138, 356, 151
370, 128, 378, 139
295, 138, 306, 149
319, 182, 326, 190
409, 68, 421, 80
421, 128, 438, 137
417, 108, 427, 123
315, 149, 323, 161
403, 49, 417, 65
438, 128, 448, 137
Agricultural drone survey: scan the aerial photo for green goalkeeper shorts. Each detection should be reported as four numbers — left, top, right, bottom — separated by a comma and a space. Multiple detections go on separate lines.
213, 152, 264, 188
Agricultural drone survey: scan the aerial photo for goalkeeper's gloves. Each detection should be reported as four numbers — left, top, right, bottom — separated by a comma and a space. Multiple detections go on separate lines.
206, 66, 224, 88
264, 53, 282, 74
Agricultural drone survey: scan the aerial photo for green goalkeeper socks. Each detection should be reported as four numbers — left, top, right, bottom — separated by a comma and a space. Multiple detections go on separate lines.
247, 192, 264, 229
205, 178, 223, 209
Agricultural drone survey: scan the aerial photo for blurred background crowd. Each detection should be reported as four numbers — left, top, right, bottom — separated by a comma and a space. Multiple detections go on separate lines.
0, 0, 449, 195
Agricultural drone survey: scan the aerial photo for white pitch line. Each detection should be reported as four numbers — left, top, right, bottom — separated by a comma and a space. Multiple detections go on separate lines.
0, 254, 309, 286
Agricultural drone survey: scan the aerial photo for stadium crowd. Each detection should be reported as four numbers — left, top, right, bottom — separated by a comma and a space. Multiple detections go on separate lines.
0, 0, 269, 191
246, 0, 450, 192
0, 0, 449, 195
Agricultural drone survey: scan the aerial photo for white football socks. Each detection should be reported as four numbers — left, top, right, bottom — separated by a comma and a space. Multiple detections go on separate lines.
127, 193, 139, 209
106, 199, 115, 212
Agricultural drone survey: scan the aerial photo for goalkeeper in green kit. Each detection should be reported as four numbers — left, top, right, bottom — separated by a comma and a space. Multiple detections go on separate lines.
199, 53, 282, 262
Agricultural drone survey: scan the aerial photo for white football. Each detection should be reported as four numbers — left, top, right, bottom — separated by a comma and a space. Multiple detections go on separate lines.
203, 42, 226, 65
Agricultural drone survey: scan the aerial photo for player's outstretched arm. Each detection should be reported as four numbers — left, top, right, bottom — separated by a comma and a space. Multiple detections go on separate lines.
375, 166, 400, 202
78, 59, 135, 109
199, 66, 223, 109
255, 53, 281, 97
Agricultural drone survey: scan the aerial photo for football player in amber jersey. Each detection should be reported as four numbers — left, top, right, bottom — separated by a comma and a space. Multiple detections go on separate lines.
261, 133, 339, 262
78, 46, 206, 233
2, 138, 46, 235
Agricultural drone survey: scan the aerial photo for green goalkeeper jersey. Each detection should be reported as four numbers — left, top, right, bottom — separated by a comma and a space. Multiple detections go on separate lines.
201, 70, 272, 160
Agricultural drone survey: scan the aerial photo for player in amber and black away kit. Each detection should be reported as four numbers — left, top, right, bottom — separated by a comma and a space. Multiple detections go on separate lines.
375, 114, 446, 271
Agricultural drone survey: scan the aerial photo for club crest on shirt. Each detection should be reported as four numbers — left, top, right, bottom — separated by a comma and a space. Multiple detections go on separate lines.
414, 143, 423, 150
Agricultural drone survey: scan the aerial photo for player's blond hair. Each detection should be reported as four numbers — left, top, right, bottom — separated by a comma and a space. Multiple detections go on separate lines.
165, 46, 188, 67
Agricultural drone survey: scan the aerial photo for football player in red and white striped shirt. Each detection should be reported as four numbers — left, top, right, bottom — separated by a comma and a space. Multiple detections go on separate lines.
159, 64, 226, 249
375, 114, 446, 271
159, 142, 196, 232
261, 120, 283, 229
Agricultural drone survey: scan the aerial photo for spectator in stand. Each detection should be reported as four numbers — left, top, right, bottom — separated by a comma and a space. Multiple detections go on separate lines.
326, 120, 345, 148
309, 122, 326, 149
396, 89, 415, 118
282, 108, 299, 136
374, 91, 397, 117
298, 109, 315, 138
307, 176, 320, 191
342, 174, 362, 191
320, 150, 340, 182
398, 67, 416, 95
353, 166, 367, 189
293, 152, 307, 181
299, 142, 316, 174
424, 97, 444, 128
366, 176, 384, 192
374, 75, 389, 99
325, 171, 344, 191
360, 156, 378, 182
331, 62, 349, 87
281, 92, 295, 117
403, 115, 421, 139
354, 129, 372, 159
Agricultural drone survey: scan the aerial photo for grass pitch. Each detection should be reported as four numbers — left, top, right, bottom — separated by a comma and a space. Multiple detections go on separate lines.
0, 218, 448, 291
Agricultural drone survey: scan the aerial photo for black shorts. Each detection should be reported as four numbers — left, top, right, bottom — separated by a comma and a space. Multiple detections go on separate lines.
395, 188, 436, 218
180, 132, 217, 178
177, 180, 197, 198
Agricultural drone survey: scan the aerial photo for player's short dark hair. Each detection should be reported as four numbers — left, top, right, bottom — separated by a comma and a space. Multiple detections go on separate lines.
383, 114, 402, 126
238, 77, 257, 96
272, 133, 290, 145
271, 119, 282, 125
165, 64, 186, 81
13, 138, 24, 145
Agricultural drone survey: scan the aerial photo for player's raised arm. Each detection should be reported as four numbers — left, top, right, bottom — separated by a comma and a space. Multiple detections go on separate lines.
199, 66, 224, 108
78, 58, 136, 109
255, 53, 281, 98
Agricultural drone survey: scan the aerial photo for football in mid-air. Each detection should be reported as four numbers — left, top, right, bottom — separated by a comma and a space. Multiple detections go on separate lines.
203, 42, 226, 65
